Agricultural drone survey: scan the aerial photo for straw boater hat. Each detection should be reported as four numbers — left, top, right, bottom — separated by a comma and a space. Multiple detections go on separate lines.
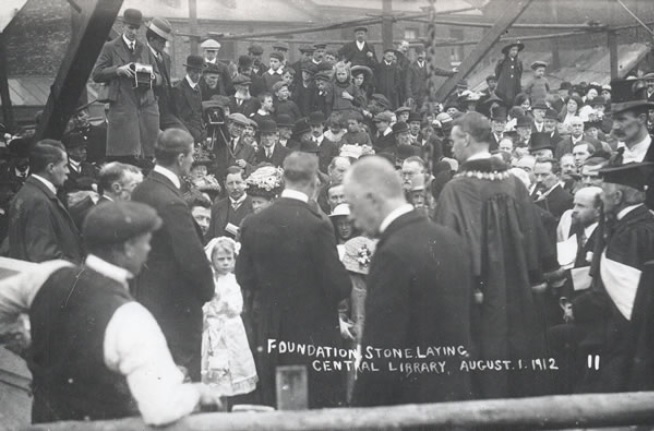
147, 17, 173, 40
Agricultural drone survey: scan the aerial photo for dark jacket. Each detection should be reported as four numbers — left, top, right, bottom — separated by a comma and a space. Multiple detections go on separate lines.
207, 195, 254, 240
130, 170, 214, 381
534, 184, 574, 221
236, 196, 351, 408
338, 41, 377, 67
174, 78, 205, 143
254, 143, 290, 168
352, 210, 474, 406
7, 176, 83, 263
153, 49, 186, 131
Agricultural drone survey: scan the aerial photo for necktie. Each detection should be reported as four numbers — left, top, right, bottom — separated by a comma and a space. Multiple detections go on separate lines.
129, 42, 135, 53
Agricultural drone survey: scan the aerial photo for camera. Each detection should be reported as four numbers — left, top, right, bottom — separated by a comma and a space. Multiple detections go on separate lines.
130, 63, 154, 90
202, 101, 226, 126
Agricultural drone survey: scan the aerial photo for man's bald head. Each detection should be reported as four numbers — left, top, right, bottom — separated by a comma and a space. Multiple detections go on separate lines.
343, 156, 406, 236
572, 186, 602, 227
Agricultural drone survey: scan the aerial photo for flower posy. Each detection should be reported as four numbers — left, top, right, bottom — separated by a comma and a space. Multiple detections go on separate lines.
357, 244, 372, 268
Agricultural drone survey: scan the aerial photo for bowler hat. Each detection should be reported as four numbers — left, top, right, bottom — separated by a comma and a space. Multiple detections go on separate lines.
516, 116, 533, 129
123, 9, 143, 27
407, 111, 422, 123
610, 79, 654, 113
248, 44, 264, 55
392, 122, 409, 135
147, 17, 173, 41
203, 63, 221, 75
308, 111, 326, 126
184, 55, 205, 70
238, 55, 253, 69
83, 202, 162, 249
589, 96, 607, 107
559, 81, 572, 91
292, 118, 312, 136
584, 120, 603, 131
259, 119, 278, 134
532, 99, 549, 111
276, 114, 293, 128
201, 39, 221, 50
62, 132, 87, 149
544, 108, 559, 121
501, 40, 524, 55
529, 133, 554, 153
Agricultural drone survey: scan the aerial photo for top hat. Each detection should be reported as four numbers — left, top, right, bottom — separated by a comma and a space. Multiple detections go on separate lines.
259, 119, 278, 134
308, 111, 326, 126
610, 79, 654, 113
123, 9, 143, 27
184, 55, 205, 70
529, 132, 554, 153
490, 106, 508, 122
407, 111, 422, 123
599, 162, 654, 192
531, 99, 549, 111
292, 118, 312, 136
501, 40, 524, 55
147, 17, 173, 41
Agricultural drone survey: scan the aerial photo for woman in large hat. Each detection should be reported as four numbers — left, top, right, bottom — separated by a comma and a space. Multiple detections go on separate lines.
494, 40, 524, 108
350, 64, 375, 108
244, 165, 284, 214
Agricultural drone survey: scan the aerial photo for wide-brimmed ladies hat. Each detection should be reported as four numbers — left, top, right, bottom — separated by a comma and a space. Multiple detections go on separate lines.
501, 40, 525, 55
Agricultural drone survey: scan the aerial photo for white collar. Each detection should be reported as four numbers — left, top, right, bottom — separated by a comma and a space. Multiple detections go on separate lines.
379, 203, 413, 234
314, 134, 324, 145
356, 40, 365, 50
102, 194, 115, 202
585, 222, 598, 239
618, 134, 651, 164
122, 34, 135, 49
69, 159, 81, 169
85, 255, 133, 289
205, 58, 217, 64
153, 165, 181, 189
31, 174, 57, 195
617, 204, 643, 221
382, 127, 392, 137
268, 68, 282, 75
540, 182, 563, 199
147, 42, 158, 58
281, 189, 309, 203
466, 151, 492, 162
384, 60, 393, 66
185, 74, 199, 89
229, 193, 247, 206
572, 134, 584, 144
264, 143, 276, 155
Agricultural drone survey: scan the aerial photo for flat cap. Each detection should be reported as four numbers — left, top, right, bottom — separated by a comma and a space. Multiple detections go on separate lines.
201, 39, 221, 50
232, 74, 252, 86
314, 71, 332, 82
228, 113, 250, 125
248, 44, 264, 55
83, 202, 162, 248
313, 43, 327, 49
373, 111, 393, 123
273, 42, 289, 52
272, 81, 288, 93
299, 45, 315, 53
308, 111, 326, 125
270, 52, 284, 62
392, 122, 409, 134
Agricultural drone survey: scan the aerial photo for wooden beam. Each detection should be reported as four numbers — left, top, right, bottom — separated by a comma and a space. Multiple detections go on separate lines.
608, 30, 619, 80
189, 0, 199, 55
433, 0, 536, 102
432, 29, 594, 48
381, 0, 393, 51
402, 16, 608, 31
35, 0, 124, 141
0, 33, 14, 132
24, 392, 654, 431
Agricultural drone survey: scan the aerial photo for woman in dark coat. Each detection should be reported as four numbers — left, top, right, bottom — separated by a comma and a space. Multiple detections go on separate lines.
495, 41, 524, 108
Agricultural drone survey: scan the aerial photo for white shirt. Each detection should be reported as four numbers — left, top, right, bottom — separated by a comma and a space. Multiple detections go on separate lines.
281, 189, 309, 203
382, 127, 392, 137
466, 151, 492, 162
264, 144, 276, 158
534, 121, 543, 132
584, 222, 598, 242
229, 193, 247, 209
356, 40, 365, 51
617, 204, 643, 221
571, 134, 584, 145
153, 165, 181, 189
268, 68, 282, 75
147, 42, 159, 60
618, 134, 651, 164
85, 255, 202, 426
379, 203, 413, 234
314, 135, 324, 146
31, 174, 57, 195
122, 34, 135, 51
185, 74, 199, 90
69, 159, 81, 173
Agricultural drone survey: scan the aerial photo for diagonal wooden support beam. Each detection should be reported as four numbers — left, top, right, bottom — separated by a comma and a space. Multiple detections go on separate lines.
432, 0, 536, 103
36, 0, 124, 141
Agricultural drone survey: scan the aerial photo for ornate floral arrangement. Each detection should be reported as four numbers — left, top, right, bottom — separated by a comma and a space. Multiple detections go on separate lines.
454, 170, 511, 181
246, 166, 284, 195
356, 244, 373, 268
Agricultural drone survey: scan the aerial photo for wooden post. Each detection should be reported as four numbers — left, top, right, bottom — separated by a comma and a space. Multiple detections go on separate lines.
35, 0, 123, 141
433, 0, 536, 102
382, 0, 393, 51
608, 30, 618, 80
0, 33, 14, 131
549, 0, 560, 69
189, 0, 199, 55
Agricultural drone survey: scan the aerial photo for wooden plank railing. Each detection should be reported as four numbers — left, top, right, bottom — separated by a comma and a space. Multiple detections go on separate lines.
22, 392, 654, 431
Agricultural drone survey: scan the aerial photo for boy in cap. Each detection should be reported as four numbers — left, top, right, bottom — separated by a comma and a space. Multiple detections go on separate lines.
262, 52, 285, 92
173, 55, 206, 144
248, 44, 265, 76
272, 81, 301, 123
92, 8, 162, 165
525, 61, 550, 103
338, 26, 377, 67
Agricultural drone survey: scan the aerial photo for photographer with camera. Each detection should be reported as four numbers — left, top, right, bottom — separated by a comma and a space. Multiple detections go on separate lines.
92, 8, 162, 168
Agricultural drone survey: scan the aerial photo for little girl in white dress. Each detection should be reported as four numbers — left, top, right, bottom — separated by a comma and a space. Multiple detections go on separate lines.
202, 237, 258, 397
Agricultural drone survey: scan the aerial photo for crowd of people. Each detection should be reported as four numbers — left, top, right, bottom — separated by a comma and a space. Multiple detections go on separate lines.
1, 7, 654, 427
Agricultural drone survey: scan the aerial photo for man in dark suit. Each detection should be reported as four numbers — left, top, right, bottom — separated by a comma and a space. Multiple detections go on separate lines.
254, 119, 289, 168
214, 113, 257, 181
174, 55, 206, 144
145, 17, 186, 132
532, 157, 574, 221
207, 166, 253, 240
344, 156, 473, 406
7, 139, 83, 263
308, 111, 339, 174
375, 49, 403, 109
130, 129, 214, 381
406, 47, 454, 110
61, 132, 98, 194
236, 152, 350, 409
337, 26, 377, 68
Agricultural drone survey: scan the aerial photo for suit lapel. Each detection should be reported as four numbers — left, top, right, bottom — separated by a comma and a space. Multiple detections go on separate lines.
115, 37, 134, 64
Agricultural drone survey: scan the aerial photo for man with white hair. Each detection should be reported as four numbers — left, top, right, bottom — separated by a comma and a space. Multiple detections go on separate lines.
344, 156, 473, 407
555, 116, 586, 159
